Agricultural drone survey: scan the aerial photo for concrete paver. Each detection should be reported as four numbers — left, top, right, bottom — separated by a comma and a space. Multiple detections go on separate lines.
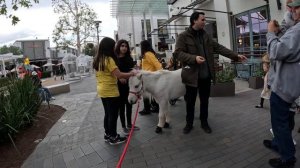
22, 75, 300, 168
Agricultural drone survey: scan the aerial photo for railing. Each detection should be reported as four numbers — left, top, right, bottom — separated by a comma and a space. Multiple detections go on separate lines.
233, 62, 263, 80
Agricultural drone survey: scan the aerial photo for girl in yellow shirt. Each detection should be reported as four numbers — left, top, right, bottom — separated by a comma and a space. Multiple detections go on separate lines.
93, 37, 135, 145
139, 40, 162, 115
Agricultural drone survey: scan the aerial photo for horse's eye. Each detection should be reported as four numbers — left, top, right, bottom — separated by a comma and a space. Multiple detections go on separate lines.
135, 85, 139, 88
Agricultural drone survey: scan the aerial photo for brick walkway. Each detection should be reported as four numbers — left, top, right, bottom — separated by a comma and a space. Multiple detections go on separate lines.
22, 75, 300, 168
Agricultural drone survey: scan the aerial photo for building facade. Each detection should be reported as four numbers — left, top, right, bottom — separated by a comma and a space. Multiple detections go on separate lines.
168, 0, 288, 60
13, 39, 51, 62
112, 0, 288, 62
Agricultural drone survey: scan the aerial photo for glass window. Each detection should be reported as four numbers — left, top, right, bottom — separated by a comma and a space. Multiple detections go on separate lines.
233, 6, 269, 58
157, 19, 169, 39
141, 19, 151, 40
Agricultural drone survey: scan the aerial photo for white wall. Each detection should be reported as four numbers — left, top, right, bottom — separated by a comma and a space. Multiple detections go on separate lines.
269, 0, 288, 21
228, 0, 288, 21
228, 0, 266, 15
45, 40, 51, 59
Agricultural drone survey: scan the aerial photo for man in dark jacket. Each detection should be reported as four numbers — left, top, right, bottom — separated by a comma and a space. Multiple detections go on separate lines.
175, 12, 247, 134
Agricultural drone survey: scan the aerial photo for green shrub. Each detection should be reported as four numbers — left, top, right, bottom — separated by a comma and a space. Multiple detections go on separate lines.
215, 63, 235, 83
0, 76, 41, 143
252, 64, 264, 77
0, 77, 11, 87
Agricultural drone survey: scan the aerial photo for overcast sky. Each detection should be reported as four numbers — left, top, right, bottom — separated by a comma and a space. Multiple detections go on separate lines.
0, 0, 117, 47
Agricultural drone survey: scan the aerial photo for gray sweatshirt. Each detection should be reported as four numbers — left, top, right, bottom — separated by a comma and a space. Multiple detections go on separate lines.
266, 22, 300, 103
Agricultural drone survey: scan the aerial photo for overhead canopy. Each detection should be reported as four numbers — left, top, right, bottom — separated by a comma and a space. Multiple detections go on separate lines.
110, 0, 169, 17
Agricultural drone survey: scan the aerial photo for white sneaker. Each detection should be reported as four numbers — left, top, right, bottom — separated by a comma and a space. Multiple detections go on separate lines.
50, 97, 56, 100
122, 128, 130, 136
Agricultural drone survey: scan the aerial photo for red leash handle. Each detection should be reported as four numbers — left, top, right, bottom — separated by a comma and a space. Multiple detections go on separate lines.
116, 100, 140, 168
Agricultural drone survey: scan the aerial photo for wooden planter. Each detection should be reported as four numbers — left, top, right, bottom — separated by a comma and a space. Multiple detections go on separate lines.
248, 76, 264, 89
210, 82, 235, 97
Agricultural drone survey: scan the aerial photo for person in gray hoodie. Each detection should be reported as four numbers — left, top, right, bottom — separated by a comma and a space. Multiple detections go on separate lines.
263, 0, 300, 167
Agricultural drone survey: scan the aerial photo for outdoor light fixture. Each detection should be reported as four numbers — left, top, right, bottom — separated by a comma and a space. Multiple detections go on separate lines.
94, 20, 102, 45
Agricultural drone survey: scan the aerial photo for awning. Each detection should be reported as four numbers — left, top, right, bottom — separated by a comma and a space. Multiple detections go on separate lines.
110, 0, 168, 17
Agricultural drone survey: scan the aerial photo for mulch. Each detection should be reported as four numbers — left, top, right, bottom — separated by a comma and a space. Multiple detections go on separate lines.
0, 104, 66, 168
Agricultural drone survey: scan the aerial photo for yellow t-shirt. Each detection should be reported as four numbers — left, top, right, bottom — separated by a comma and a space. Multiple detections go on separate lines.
142, 51, 162, 72
96, 57, 119, 98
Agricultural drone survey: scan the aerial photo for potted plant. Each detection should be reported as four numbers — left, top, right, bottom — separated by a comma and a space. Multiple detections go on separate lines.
248, 64, 264, 89
210, 62, 235, 97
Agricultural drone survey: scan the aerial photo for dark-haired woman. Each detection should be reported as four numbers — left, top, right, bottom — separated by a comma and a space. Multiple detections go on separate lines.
115, 39, 140, 135
93, 37, 135, 145
139, 40, 162, 115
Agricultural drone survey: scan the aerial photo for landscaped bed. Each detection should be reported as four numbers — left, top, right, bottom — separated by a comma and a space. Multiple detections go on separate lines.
0, 104, 65, 168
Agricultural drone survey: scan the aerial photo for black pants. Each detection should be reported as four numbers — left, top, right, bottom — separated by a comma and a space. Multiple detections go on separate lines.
119, 85, 132, 128
143, 96, 159, 111
101, 97, 120, 137
185, 78, 211, 126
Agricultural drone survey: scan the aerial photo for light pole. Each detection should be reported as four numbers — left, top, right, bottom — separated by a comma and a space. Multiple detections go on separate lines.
94, 20, 102, 46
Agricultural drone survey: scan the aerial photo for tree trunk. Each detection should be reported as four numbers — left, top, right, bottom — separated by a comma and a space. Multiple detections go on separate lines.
75, 0, 80, 56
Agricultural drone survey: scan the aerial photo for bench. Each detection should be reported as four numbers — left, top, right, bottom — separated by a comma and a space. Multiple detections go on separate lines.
45, 82, 70, 95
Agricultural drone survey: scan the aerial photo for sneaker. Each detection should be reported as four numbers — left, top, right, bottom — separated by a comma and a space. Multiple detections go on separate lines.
50, 97, 56, 100
293, 139, 297, 146
104, 134, 110, 142
109, 134, 127, 145
122, 127, 130, 136
127, 125, 140, 131
269, 157, 296, 168
255, 104, 263, 108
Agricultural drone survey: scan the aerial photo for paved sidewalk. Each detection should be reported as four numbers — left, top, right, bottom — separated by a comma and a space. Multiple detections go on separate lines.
22, 76, 300, 168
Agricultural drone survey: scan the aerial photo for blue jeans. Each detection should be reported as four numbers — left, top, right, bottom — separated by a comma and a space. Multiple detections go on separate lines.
38, 88, 52, 102
270, 92, 296, 161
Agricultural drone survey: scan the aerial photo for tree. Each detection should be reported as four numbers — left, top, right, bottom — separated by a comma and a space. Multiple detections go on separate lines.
83, 43, 96, 56
52, 0, 97, 56
0, 45, 22, 55
0, 0, 39, 25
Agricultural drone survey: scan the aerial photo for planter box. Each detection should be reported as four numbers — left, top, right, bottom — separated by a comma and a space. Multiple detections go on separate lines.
249, 76, 264, 89
210, 82, 235, 97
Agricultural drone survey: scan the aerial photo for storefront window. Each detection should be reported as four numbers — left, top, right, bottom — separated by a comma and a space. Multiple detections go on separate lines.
141, 19, 152, 40
157, 19, 169, 39
233, 6, 269, 58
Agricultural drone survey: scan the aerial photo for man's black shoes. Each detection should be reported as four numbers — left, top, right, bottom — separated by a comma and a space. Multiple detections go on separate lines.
183, 125, 193, 134
201, 124, 212, 134
269, 158, 296, 168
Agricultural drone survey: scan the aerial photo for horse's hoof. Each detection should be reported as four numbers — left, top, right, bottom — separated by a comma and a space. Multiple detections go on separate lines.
164, 122, 170, 128
155, 126, 162, 133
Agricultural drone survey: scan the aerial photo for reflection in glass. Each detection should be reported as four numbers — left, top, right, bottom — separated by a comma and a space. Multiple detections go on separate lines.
234, 7, 269, 58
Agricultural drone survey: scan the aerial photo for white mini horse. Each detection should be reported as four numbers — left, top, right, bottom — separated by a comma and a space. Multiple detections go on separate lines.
128, 69, 186, 133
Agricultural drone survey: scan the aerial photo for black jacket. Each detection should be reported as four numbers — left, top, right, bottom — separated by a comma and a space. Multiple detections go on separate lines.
175, 27, 239, 87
